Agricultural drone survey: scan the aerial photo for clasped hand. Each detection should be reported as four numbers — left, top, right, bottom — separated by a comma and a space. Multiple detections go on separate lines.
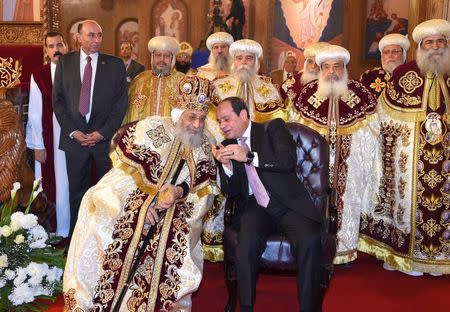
212, 143, 248, 170
145, 183, 183, 226
73, 130, 104, 146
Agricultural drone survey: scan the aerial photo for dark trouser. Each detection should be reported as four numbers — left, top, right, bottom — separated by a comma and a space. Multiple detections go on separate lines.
236, 196, 323, 312
65, 142, 111, 237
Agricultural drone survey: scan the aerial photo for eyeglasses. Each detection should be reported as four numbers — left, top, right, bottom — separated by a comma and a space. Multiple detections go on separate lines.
153, 52, 173, 59
382, 49, 402, 56
422, 38, 447, 48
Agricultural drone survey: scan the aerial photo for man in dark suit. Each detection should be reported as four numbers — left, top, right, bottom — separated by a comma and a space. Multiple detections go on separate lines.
119, 41, 145, 87
213, 97, 324, 312
53, 19, 128, 236
270, 51, 298, 88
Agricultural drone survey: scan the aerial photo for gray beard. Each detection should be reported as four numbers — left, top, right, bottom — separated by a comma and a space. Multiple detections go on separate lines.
300, 69, 318, 85
152, 65, 171, 76
210, 53, 231, 72
174, 122, 204, 149
232, 66, 257, 83
382, 60, 403, 74
416, 47, 450, 76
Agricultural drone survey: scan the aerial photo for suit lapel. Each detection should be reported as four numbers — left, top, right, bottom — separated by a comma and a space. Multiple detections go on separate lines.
91, 53, 105, 120
250, 122, 264, 154
126, 60, 133, 76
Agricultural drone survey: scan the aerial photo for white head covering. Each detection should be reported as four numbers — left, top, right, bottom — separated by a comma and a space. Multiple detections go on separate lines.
206, 32, 234, 50
304, 42, 331, 59
315, 45, 350, 66
378, 33, 410, 62
412, 19, 450, 44
148, 36, 179, 54
229, 39, 263, 59
171, 108, 185, 123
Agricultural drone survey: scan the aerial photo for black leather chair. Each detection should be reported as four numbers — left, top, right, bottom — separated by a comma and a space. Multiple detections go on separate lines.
222, 122, 337, 312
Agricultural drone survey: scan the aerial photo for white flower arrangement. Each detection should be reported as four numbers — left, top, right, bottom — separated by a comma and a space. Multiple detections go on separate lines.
0, 180, 66, 311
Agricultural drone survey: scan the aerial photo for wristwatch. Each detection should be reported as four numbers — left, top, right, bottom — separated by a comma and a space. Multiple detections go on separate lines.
245, 151, 255, 164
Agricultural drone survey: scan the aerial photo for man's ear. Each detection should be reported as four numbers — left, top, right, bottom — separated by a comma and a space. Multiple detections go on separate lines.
239, 109, 248, 121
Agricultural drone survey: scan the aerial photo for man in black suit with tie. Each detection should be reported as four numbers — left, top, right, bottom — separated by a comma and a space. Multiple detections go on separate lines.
53, 20, 128, 236
119, 41, 145, 87
213, 97, 324, 312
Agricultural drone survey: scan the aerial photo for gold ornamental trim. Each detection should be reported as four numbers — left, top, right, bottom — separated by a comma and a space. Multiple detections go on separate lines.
297, 112, 377, 136
358, 236, 413, 272
380, 90, 426, 122
398, 70, 423, 94
0, 57, 21, 88
0, 23, 45, 44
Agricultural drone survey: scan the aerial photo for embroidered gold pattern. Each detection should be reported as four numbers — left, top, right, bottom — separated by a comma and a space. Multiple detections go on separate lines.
308, 91, 326, 109
256, 84, 271, 98
341, 90, 361, 109
218, 81, 234, 93
146, 125, 171, 148
387, 81, 400, 101
422, 169, 443, 189
399, 70, 423, 94
287, 89, 297, 101
447, 77, 450, 88
422, 194, 442, 212
400, 94, 421, 106
130, 94, 148, 110
370, 77, 386, 93
399, 151, 408, 173
423, 148, 444, 165
398, 177, 406, 199
421, 219, 442, 237
63, 289, 84, 312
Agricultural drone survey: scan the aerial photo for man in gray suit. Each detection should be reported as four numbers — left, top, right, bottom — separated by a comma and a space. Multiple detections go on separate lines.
53, 20, 128, 236
119, 41, 145, 87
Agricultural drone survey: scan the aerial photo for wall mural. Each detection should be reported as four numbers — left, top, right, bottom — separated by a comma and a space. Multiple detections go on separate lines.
365, 0, 409, 60
209, 0, 250, 39
117, 19, 139, 60
1, 0, 41, 22
271, 0, 344, 72
152, 0, 187, 43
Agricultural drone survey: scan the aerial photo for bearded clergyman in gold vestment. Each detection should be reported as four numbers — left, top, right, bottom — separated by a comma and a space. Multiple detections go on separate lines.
294, 45, 378, 265
63, 76, 219, 311
125, 36, 184, 123
213, 39, 287, 123
359, 19, 450, 276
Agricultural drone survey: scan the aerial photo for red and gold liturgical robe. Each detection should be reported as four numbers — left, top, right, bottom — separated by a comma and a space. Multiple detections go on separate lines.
359, 61, 450, 275
359, 66, 391, 99
63, 117, 219, 311
295, 80, 378, 264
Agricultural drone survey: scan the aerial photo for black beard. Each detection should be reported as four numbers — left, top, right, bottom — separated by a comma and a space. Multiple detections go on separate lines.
175, 61, 191, 74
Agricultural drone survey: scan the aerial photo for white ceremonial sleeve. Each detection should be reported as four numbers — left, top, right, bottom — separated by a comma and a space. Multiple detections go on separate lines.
25, 74, 45, 150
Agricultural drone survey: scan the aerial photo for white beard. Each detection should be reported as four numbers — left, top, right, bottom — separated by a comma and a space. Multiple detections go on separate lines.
382, 60, 403, 74
317, 71, 349, 99
300, 69, 319, 85
174, 122, 204, 149
232, 65, 257, 83
416, 46, 450, 76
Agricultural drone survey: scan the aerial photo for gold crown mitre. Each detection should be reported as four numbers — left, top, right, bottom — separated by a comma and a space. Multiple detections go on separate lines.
171, 75, 214, 114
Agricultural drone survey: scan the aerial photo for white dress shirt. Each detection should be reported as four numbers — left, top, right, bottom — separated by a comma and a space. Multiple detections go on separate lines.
79, 49, 98, 122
